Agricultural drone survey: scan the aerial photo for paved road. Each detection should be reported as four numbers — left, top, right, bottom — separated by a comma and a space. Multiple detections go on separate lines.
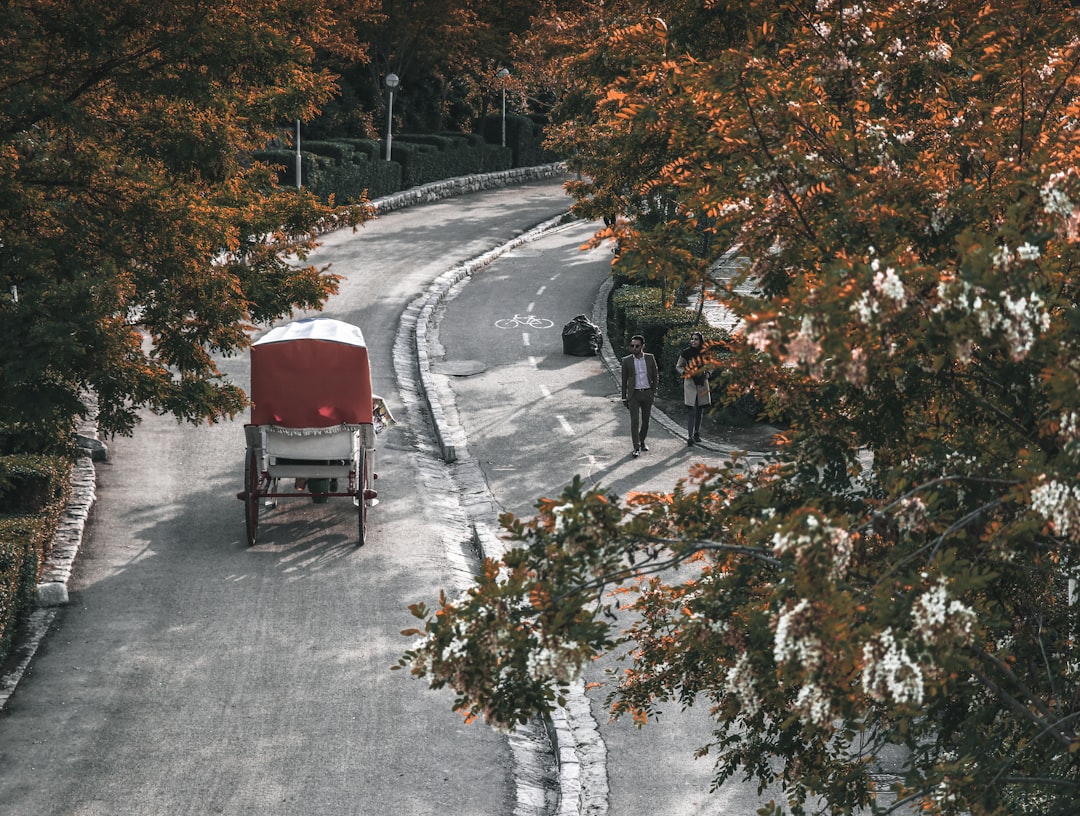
428, 218, 911, 816
430, 219, 792, 815
0, 178, 572, 816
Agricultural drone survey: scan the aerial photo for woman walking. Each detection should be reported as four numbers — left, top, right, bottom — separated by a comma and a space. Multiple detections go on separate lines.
675, 331, 711, 445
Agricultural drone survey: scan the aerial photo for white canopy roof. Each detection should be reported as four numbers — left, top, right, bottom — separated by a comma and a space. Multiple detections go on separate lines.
254, 317, 367, 348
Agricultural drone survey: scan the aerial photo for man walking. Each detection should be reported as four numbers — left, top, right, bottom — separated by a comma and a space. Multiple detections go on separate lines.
620, 334, 658, 457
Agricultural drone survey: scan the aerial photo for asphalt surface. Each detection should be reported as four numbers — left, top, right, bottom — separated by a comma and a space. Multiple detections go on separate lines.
428, 219, 791, 815
0, 174, 572, 816
1, 171, 900, 815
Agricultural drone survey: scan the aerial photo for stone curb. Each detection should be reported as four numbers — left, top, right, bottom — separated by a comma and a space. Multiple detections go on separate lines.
411, 222, 754, 816
372, 165, 568, 215
405, 216, 602, 816
408, 213, 633, 816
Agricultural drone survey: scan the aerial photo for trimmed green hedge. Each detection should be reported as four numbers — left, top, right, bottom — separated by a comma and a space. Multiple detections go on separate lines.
386, 140, 441, 188
480, 113, 558, 168
0, 455, 70, 665
0, 455, 68, 514
659, 325, 734, 403
253, 123, 541, 203
609, 285, 736, 402
253, 148, 401, 202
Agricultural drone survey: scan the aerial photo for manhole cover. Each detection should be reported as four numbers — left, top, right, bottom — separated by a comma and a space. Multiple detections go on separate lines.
433, 360, 487, 376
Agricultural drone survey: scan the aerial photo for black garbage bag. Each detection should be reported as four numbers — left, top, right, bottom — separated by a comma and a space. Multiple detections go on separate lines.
562, 314, 602, 356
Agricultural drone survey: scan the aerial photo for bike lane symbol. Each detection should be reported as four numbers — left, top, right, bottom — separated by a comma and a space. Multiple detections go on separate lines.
494, 314, 554, 329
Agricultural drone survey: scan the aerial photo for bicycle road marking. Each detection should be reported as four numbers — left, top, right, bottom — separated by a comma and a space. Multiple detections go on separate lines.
494, 314, 554, 329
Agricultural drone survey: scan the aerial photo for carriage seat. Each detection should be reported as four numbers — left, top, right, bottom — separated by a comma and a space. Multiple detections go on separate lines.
258, 426, 372, 480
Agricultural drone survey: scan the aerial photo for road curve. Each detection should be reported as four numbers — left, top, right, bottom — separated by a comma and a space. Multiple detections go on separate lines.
0, 168, 572, 816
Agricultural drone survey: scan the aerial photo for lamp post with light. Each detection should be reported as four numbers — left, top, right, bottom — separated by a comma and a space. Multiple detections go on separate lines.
496, 68, 510, 148
384, 73, 399, 161
295, 119, 301, 189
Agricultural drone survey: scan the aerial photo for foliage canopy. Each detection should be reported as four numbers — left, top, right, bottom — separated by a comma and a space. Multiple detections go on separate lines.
403, 2, 1080, 814
0, 0, 370, 451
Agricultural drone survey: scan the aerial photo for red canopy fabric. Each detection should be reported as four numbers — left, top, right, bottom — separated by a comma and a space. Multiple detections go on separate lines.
250, 318, 373, 428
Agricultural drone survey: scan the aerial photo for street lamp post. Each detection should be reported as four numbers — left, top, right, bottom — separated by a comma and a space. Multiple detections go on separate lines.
384, 73, 400, 161
497, 68, 510, 148
295, 119, 301, 190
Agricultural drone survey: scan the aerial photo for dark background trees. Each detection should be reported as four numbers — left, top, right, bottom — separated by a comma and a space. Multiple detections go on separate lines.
308, 0, 542, 138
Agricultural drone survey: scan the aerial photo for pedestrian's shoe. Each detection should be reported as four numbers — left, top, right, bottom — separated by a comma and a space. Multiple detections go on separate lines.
692, 433, 702, 443
640, 441, 649, 452
687, 437, 694, 446
632, 447, 640, 458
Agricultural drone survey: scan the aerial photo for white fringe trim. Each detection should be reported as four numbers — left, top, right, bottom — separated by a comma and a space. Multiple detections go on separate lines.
267, 424, 367, 437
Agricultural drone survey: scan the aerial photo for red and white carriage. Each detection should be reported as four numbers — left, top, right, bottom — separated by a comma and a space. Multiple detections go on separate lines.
239, 317, 379, 547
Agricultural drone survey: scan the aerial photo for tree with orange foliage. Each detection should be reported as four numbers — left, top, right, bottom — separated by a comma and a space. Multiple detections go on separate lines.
403, 2, 1080, 813
0, 0, 373, 451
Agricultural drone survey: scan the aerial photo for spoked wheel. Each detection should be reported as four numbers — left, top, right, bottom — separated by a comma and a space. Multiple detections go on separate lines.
244, 448, 261, 547
356, 447, 367, 547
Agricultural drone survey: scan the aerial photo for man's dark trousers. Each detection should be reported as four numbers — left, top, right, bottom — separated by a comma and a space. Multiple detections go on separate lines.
627, 387, 654, 449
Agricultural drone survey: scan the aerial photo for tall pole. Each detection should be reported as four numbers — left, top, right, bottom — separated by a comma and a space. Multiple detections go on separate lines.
385, 73, 399, 162
497, 68, 510, 149
295, 120, 302, 190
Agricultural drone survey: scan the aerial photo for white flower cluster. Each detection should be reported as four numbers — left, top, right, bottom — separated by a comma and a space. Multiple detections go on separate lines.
771, 512, 853, 580
992, 242, 1041, 270
526, 644, 580, 683
1030, 479, 1080, 542
845, 346, 868, 388
862, 123, 899, 172
794, 682, 835, 727
745, 320, 777, 354
851, 258, 907, 323
1058, 411, 1080, 449
861, 627, 924, 705
996, 291, 1050, 361
911, 578, 977, 644
724, 653, 761, 719
783, 314, 824, 374
936, 280, 1050, 361
774, 599, 823, 670
1041, 171, 1075, 218
550, 502, 573, 532
927, 41, 952, 62
443, 627, 470, 660
894, 495, 928, 533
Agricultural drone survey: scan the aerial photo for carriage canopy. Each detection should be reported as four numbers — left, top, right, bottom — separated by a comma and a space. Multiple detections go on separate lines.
250, 317, 373, 429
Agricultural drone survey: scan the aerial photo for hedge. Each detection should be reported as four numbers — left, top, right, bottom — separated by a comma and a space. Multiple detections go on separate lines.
0, 455, 70, 665
253, 123, 538, 203
608, 285, 745, 404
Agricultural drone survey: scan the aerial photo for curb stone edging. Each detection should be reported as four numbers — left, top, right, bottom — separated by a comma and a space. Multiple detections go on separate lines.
414, 220, 755, 816
409, 216, 613, 816
372, 164, 567, 215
